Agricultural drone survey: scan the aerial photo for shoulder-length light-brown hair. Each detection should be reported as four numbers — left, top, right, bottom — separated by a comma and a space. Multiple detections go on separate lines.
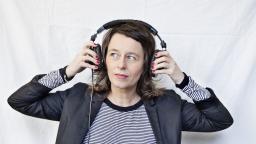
92, 21, 164, 100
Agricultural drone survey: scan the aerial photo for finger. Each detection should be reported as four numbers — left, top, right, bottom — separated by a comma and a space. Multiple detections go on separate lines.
82, 41, 97, 54
84, 41, 97, 48
153, 56, 170, 65
80, 61, 98, 70
82, 47, 98, 59
152, 62, 169, 71
152, 68, 170, 75
82, 55, 99, 66
155, 50, 170, 58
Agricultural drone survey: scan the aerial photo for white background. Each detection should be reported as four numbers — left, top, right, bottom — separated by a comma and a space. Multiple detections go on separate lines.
1, 0, 255, 143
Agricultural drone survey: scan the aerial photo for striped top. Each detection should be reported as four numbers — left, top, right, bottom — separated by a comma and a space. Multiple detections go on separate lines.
182, 76, 210, 101
83, 98, 156, 144
38, 70, 64, 89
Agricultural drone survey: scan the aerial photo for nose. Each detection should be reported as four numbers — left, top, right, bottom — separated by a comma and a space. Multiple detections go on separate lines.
117, 56, 127, 70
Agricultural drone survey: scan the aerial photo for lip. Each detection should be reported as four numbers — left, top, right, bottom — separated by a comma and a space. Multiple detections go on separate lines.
114, 73, 128, 79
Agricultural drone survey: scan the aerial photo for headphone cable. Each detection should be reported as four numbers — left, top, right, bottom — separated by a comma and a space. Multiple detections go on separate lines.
87, 69, 94, 144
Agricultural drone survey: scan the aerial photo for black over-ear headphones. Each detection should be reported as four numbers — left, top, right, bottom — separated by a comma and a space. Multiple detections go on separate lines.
88, 19, 167, 74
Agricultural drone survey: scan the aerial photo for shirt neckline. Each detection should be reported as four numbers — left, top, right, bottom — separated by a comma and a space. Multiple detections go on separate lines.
104, 98, 143, 112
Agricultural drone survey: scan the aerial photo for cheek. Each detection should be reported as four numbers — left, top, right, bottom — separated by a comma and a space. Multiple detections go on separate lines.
131, 64, 144, 78
105, 58, 111, 70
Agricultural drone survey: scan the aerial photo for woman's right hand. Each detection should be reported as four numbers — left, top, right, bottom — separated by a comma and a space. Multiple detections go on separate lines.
65, 41, 100, 78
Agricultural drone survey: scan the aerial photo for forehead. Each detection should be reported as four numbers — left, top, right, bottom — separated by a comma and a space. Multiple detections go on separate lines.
108, 33, 144, 55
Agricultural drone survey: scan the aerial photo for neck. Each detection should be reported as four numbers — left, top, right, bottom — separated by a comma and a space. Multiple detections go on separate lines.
107, 85, 141, 107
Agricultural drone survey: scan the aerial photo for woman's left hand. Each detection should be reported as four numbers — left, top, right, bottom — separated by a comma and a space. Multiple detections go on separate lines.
151, 50, 185, 84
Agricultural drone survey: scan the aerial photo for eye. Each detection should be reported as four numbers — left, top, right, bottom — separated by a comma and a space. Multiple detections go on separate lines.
127, 55, 136, 61
110, 52, 119, 59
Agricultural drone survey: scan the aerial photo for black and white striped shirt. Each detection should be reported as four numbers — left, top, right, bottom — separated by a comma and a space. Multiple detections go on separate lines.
83, 98, 156, 144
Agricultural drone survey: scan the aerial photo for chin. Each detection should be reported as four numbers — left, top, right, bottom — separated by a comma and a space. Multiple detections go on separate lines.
111, 82, 131, 89
110, 79, 136, 90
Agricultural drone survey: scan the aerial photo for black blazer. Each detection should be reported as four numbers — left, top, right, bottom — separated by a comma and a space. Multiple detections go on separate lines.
8, 74, 233, 144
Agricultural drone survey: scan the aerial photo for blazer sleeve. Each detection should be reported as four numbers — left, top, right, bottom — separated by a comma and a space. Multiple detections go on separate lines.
181, 88, 233, 132
7, 74, 77, 121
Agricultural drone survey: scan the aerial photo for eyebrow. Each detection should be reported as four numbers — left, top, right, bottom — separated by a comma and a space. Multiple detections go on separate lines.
108, 48, 119, 52
108, 48, 140, 57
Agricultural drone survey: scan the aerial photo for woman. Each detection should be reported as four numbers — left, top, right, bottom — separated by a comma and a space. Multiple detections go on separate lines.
8, 20, 233, 144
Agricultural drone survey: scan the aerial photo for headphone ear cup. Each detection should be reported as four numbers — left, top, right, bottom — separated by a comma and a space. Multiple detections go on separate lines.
93, 44, 104, 72
87, 44, 103, 72
152, 49, 168, 77
151, 49, 161, 77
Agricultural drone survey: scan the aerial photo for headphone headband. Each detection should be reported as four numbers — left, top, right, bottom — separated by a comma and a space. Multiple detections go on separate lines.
100, 20, 158, 35
90, 19, 166, 49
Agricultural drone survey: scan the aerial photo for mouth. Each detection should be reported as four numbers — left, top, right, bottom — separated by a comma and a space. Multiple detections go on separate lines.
114, 73, 128, 79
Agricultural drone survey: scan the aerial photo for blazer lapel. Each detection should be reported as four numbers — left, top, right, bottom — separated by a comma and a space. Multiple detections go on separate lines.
144, 99, 163, 144
74, 89, 106, 144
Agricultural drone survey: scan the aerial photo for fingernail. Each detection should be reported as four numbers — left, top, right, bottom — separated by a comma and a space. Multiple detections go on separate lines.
152, 62, 155, 66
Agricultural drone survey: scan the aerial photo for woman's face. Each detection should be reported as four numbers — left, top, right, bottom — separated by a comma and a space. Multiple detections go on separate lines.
106, 33, 144, 91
